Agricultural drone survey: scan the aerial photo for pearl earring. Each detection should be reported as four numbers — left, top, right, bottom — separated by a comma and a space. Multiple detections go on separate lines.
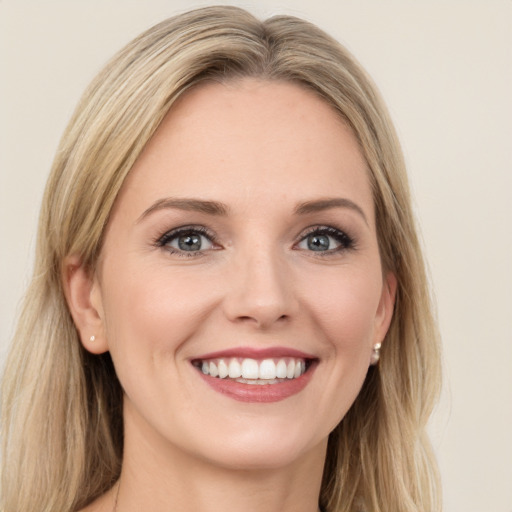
89, 335, 96, 342
370, 342, 381, 365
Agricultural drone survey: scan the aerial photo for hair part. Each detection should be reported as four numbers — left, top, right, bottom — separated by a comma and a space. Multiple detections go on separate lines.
1, 6, 441, 512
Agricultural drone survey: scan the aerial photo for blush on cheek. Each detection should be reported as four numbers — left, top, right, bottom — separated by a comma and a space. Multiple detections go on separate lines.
113, 272, 218, 351
313, 282, 381, 345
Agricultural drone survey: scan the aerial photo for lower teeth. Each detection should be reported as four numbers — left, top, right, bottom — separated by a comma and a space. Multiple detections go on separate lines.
235, 378, 286, 385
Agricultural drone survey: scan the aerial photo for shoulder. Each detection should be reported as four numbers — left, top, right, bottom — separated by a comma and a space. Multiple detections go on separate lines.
77, 488, 116, 512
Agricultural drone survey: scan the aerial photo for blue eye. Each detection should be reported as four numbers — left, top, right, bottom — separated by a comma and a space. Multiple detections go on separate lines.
297, 227, 354, 253
157, 227, 215, 255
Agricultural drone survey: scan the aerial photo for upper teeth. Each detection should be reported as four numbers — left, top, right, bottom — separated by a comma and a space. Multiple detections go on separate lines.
199, 357, 307, 380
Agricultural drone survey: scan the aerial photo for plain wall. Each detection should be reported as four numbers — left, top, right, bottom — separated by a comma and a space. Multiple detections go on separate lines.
1, 1, 511, 511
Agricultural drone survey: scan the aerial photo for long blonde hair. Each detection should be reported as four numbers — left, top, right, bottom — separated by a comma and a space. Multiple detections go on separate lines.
1, 6, 441, 512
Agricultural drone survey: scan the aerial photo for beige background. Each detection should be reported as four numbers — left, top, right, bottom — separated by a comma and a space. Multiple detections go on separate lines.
1, 1, 511, 510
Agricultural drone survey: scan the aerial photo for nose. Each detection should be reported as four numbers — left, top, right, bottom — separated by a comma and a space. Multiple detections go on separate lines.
222, 247, 297, 329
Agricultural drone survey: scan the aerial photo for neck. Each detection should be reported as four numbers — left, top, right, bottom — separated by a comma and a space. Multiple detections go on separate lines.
114, 406, 327, 512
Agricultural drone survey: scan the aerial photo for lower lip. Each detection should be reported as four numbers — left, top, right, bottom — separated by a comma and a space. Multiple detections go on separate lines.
196, 364, 316, 403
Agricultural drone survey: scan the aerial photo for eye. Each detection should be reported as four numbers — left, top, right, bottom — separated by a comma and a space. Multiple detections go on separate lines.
296, 226, 354, 254
156, 226, 216, 256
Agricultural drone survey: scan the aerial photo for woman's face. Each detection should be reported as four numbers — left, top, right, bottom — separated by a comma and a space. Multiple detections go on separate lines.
90, 79, 395, 470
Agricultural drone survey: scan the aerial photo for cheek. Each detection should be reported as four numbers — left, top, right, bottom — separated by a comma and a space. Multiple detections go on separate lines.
301, 265, 383, 351
298, 266, 383, 428
100, 262, 219, 361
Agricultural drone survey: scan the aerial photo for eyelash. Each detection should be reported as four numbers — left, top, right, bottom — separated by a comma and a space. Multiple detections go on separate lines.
154, 224, 355, 257
155, 225, 219, 258
297, 225, 356, 255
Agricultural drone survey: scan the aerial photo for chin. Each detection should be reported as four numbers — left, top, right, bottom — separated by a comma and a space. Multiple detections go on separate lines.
189, 417, 329, 472
203, 440, 319, 472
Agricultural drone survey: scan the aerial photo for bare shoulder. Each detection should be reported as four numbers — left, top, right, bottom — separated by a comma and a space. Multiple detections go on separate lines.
77, 488, 116, 512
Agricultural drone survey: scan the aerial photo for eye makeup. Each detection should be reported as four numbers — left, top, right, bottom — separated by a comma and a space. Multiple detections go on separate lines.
152, 220, 357, 260
295, 225, 356, 255
154, 225, 219, 257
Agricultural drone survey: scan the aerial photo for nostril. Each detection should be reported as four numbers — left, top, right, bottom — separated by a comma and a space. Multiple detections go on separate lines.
235, 313, 289, 327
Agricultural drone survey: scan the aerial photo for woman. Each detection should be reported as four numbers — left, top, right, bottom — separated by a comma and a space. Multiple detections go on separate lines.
1, 6, 441, 512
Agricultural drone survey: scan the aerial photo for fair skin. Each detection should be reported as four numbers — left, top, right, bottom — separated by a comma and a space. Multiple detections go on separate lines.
66, 79, 396, 512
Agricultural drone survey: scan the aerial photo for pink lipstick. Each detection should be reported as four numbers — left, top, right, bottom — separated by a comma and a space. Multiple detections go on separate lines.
191, 347, 318, 403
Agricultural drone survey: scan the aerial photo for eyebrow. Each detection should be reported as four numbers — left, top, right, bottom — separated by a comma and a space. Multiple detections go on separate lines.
137, 197, 229, 222
138, 196, 368, 225
294, 197, 369, 225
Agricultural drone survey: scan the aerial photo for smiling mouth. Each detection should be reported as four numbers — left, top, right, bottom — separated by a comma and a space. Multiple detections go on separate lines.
192, 357, 314, 385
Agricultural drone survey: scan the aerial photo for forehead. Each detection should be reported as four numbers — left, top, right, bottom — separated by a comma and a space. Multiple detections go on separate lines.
113, 79, 373, 221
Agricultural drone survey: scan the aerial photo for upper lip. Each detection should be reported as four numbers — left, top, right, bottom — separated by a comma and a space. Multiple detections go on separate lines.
191, 346, 317, 361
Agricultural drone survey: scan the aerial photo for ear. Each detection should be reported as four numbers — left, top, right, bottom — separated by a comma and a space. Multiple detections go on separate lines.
62, 254, 109, 354
373, 271, 397, 345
